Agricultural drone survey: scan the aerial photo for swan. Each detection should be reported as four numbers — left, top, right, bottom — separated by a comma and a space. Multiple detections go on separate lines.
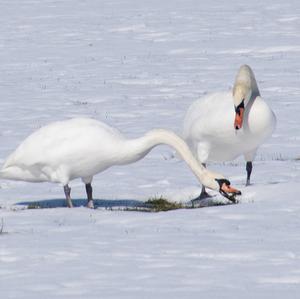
0, 118, 241, 208
183, 64, 276, 199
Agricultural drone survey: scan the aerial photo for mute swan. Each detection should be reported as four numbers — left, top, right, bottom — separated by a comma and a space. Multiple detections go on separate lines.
0, 118, 241, 208
183, 65, 276, 199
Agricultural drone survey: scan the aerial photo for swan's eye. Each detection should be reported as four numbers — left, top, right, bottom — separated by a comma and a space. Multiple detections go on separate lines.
235, 100, 245, 115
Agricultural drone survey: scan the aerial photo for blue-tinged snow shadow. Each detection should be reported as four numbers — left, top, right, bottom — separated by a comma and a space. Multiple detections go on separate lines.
16, 198, 148, 209
15, 197, 233, 210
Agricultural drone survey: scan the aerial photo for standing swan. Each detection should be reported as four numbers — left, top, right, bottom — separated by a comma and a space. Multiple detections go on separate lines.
183, 65, 276, 199
0, 118, 240, 208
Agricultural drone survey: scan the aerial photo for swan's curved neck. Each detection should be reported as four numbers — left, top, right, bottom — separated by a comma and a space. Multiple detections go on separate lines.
119, 129, 218, 190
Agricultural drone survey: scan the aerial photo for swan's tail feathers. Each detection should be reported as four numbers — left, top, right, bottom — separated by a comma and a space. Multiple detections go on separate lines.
0, 167, 45, 182
0, 168, 8, 178
0, 167, 22, 181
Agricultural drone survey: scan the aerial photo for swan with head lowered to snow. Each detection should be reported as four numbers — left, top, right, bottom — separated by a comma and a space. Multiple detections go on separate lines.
183, 64, 276, 199
0, 118, 241, 208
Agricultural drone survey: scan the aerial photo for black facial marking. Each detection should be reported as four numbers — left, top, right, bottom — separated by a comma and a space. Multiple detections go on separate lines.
215, 178, 231, 189
235, 99, 245, 115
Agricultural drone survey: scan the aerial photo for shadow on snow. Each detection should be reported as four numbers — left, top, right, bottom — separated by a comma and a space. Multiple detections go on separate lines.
16, 198, 148, 210
15, 197, 233, 210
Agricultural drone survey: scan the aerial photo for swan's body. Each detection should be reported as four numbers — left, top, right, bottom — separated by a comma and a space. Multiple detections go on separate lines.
183, 65, 276, 196
1, 118, 240, 207
184, 92, 276, 162
1, 119, 125, 184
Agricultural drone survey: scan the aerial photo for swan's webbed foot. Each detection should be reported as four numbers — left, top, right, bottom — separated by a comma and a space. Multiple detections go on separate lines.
194, 186, 212, 199
190, 186, 212, 207
193, 165, 213, 201
87, 200, 94, 209
198, 191, 213, 200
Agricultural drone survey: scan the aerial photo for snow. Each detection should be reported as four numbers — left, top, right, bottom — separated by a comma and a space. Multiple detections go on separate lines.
0, 0, 300, 298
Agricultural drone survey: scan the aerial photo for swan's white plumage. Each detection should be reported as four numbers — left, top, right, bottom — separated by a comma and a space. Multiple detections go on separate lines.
0, 117, 227, 193
183, 65, 276, 165
1, 118, 126, 184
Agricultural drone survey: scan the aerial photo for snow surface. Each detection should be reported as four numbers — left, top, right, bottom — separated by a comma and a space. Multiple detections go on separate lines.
1, 0, 300, 298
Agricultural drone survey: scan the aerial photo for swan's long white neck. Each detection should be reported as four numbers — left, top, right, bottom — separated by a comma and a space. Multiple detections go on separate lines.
119, 129, 221, 190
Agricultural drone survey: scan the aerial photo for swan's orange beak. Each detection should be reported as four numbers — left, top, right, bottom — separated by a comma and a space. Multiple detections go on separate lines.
234, 107, 244, 130
216, 179, 242, 203
220, 182, 241, 195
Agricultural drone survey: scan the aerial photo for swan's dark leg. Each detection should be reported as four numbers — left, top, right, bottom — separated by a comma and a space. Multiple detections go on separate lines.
246, 161, 253, 186
192, 163, 212, 202
64, 184, 73, 208
85, 183, 94, 209
198, 185, 212, 199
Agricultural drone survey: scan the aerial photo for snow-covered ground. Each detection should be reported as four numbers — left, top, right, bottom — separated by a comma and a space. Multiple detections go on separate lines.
1, 0, 300, 298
